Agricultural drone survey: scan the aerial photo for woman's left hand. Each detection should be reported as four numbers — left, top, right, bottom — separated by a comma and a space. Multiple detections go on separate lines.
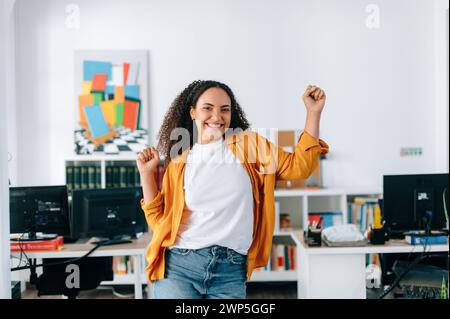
302, 85, 326, 114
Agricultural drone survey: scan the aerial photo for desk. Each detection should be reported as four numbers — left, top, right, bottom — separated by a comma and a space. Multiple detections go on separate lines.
291, 230, 449, 299
11, 233, 151, 299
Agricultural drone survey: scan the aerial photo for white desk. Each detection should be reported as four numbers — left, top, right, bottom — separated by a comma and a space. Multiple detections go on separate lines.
291, 230, 449, 299
11, 233, 151, 299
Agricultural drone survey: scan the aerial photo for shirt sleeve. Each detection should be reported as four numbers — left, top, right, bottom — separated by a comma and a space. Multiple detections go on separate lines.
275, 130, 329, 180
140, 170, 166, 231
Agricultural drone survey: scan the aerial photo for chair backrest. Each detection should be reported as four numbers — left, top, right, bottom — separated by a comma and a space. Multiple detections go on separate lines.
36, 257, 113, 298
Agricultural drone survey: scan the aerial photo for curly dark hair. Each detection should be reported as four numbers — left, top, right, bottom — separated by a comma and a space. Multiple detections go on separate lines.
157, 80, 251, 163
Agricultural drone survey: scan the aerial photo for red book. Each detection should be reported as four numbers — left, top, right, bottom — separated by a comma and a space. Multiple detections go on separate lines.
289, 246, 296, 270
277, 245, 284, 269
10, 236, 64, 252
293, 246, 297, 270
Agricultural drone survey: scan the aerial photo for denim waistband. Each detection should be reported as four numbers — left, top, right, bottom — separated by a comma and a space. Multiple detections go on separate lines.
171, 245, 246, 258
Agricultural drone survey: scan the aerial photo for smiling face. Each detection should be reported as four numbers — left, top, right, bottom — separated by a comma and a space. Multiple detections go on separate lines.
190, 87, 232, 144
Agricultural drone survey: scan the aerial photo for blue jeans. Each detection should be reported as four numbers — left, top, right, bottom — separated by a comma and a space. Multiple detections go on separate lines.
152, 245, 248, 299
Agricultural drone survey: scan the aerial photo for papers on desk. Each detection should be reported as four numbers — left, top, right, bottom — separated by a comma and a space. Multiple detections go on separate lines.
322, 224, 368, 247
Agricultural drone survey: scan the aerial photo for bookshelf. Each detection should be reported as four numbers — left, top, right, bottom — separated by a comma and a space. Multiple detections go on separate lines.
253, 187, 383, 283
250, 232, 298, 282
65, 154, 139, 190
274, 187, 382, 231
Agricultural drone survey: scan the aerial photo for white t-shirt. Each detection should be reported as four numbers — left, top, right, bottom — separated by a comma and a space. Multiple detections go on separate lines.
172, 137, 254, 255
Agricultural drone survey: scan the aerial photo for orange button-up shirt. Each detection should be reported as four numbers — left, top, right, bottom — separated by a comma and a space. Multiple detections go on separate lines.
141, 130, 329, 283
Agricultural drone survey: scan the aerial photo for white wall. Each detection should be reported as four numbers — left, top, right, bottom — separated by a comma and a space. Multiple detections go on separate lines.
434, 1, 449, 172
1, 0, 15, 300
12, 0, 449, 189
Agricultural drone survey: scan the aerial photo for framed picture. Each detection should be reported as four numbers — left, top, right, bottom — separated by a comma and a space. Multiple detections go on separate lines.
74, 50, 149, 155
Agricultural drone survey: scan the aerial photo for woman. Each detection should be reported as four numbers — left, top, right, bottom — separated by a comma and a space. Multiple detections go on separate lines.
137, 80, 329, 299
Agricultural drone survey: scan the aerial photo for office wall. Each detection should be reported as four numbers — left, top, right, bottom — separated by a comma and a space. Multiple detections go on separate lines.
11, 0, 449, 189
434, 1, 449, 173
1, 0, 15, 299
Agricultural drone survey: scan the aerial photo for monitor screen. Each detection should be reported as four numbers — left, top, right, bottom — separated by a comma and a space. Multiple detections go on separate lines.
10, 185, 70, 237
71, 187, 146, 240
383, 174, 449, 237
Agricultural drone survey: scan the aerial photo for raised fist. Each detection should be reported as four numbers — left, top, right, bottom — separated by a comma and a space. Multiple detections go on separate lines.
136, 147, 160, 175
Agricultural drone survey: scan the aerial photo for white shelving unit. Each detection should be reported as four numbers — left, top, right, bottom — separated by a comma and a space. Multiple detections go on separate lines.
251, 187, 382, 283
250, 270, 297, 282
274, 187, 382, 230
102, 252, 148, 286
102, 274, 148, 286
249, 232, 298, 282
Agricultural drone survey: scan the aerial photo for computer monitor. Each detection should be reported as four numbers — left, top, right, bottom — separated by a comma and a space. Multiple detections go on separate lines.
10, 185, 71, 240
71, 187, 147, 240
383, 174, 449, 238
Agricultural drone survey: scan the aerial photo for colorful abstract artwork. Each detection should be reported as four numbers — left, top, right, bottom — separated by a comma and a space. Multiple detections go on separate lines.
74, 51, 149, 155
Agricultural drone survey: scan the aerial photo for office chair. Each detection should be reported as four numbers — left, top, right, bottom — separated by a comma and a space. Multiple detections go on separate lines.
35, 257, 113, 299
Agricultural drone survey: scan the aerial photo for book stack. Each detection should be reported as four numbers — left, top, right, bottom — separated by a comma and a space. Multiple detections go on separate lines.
66, 165, 102, 191
348, 197, 380, 232
105, 164, 141, 189
106, 163, 165, 190
347, 197, 382, 267
10, 236, 64, 252
404, 231, 449, 245
254, 244, 296, 272
113, 256, 135, 275
66, 161, 166, 191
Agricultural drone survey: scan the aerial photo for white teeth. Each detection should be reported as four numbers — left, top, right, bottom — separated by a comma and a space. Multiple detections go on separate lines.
206, 123, 222, 128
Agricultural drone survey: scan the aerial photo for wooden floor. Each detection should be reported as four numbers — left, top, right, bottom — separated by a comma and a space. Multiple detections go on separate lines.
21, 282, 298, 299
21, 282, 389, 299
